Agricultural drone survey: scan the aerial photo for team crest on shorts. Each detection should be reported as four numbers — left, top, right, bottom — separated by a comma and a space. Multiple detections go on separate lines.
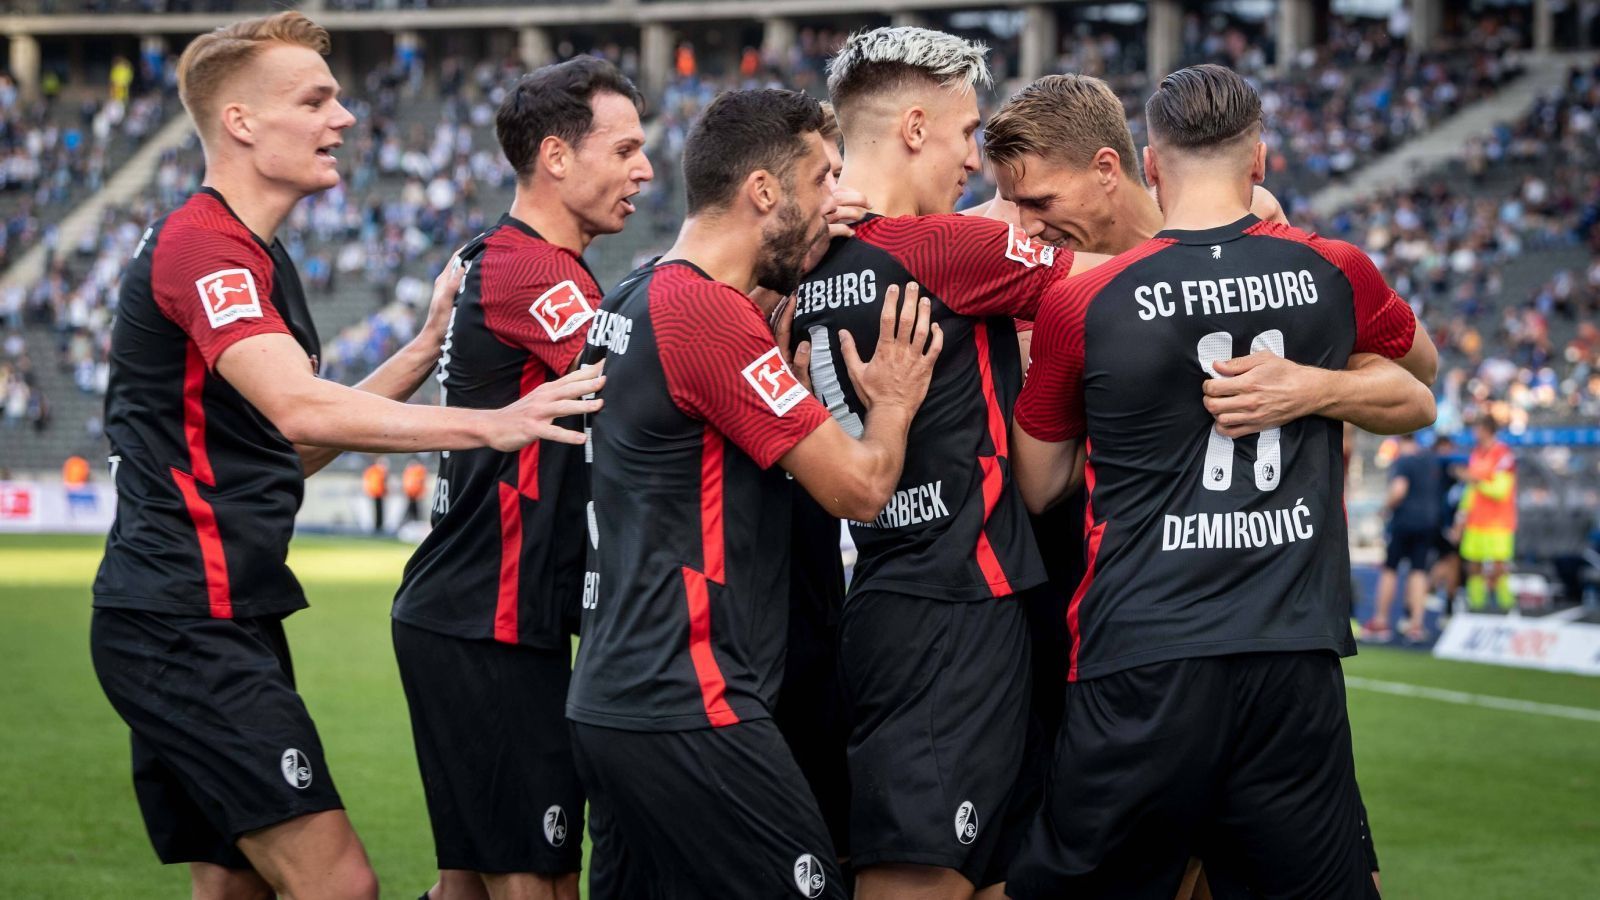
280, 748, 312, 790
954, 800, 979, 844
793, 853, 826, 898
742, 347, 808, 416
543, 805, 568, 847
196, 268, 263, 328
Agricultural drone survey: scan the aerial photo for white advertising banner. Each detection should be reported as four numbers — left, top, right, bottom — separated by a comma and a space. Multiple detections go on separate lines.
0, 481, 117, 534
1433, 612, 1600, 677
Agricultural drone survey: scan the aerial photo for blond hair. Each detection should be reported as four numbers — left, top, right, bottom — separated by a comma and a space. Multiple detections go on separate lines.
177, 11, 331, 140
826, 26, 990, 119
984, 74, 1139, 181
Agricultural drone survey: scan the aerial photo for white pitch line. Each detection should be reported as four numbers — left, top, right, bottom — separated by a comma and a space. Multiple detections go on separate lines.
1346, 676, 1600, 724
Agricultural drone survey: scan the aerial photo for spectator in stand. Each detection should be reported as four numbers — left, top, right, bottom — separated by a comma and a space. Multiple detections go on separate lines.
1366, 434, 1443, 642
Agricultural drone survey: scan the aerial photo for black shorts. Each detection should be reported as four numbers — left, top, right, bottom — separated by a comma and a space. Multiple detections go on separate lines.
570, 719, 845, 899
393, 619, 583, 875
839, 589, 1030, 884
776, 490, 852, 854
1384, 527, 1437, 573
90, 608, 343, 868
1008, 652, 1376, 900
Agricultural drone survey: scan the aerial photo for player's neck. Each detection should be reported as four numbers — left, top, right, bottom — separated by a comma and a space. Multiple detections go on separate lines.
1154, 181, 1254, 233
661, 215, 760, 294
839, 156, 929, 218
1123, 186, 1167, 247
199, 166, 301, 243
509, 187, 592, 256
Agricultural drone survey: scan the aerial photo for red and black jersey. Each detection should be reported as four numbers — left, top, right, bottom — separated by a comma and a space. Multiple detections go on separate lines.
788, 213, 1071, 602
391, 215, 597, 647
93, 187, 321, 618
567, 260, 830, 731
1016, 214, 1418, 681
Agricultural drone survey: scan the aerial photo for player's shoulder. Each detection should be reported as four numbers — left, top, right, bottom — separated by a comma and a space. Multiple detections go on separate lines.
157, 192, 271, 268
857, 211, 1005, 242
651, 261, 760, 320
1247, 219, 1374, 267
484, 222, 600, 293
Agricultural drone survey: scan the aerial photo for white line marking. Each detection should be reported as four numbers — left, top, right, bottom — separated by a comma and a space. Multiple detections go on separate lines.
1346, 676, 1600, 724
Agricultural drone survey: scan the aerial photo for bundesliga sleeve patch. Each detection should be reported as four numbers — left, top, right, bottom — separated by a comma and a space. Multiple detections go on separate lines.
742, 347, 809, 416
1004, 224, 1056, 269
195, 268, 263, 328
529, 280, 597, 342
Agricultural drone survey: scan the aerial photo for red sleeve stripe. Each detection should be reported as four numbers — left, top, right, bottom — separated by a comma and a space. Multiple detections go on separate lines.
683, 426, 738, 727
494, 481, 522, 643
170, 468, 232, 618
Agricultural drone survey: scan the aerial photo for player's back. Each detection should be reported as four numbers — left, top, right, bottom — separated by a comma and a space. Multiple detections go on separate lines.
392, 215, 596, 647
792, 213, 1068, 601
1021, 213, 1417, 680
95, 188, 319, 618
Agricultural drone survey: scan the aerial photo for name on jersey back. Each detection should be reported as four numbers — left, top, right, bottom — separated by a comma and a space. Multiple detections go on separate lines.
794, 269, 878, 317
1135, 269, 1318, 321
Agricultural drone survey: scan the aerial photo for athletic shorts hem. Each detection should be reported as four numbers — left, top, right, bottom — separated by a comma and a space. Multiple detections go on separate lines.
1071, 635, 1349, 681
845, 574, 1048, 603
91, 593, 308, 618
564, 705, 771, 732
434, 855, 582, 877
847, 848, 974, 874
229, 799, 346, 842
389, 610, 569, 652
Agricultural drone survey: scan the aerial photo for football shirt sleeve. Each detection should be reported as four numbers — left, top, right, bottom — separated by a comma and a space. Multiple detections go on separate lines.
1313, 237, 1417, 359
151, 227, 290, 371
1014, 279, 1090, 443
856, 214, 1072, 320
482, 254, 598, 375
657, 283, 830, 469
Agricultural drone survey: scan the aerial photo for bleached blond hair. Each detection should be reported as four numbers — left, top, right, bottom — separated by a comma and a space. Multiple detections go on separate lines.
826, 26, 991, 116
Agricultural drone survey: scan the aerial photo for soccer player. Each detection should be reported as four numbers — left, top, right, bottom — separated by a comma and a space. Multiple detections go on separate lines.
567, 88, 942, 900
88, 14, 602, 900
389, 58, 650, 900
1007, 64, 1431, 899
1366, 432, 1443, 641
789, 27, 1108, 900
984, 72, 1436, 895
1458, 416, 1518, 612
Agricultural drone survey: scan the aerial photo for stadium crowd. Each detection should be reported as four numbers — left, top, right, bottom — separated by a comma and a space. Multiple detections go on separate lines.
0, 5, 1565, 464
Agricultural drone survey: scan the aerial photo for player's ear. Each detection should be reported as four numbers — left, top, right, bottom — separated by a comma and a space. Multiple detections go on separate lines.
538, 135, 570, 180
1094, 147, 1120, 191
745, 168, 778, 215
219, 102, 255, 146
901, 106, 926, 153
1142, 145, 1160, 192
1250, 140, 1267, 185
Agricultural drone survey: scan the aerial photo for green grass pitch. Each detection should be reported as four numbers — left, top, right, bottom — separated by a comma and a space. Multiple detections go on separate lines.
2, 533, 1597, 897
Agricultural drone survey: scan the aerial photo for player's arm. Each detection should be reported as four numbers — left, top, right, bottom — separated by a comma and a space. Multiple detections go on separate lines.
295, 256, 467, 475
1205, 339, 1437, 438
858, 215, 1077, 321
1010, 281, 1089, 514
780, 283, 943, 521
1384, 473, 1410, 514
217, 335, 603, 454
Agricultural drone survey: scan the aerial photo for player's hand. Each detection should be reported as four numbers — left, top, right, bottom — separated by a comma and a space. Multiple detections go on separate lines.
418, 252, 466, 349
826, 187, 871, 239
1203, 352, 1328, 438
484, 362, 605, 451
840, 282, 942, 413
770, 294, 814, 394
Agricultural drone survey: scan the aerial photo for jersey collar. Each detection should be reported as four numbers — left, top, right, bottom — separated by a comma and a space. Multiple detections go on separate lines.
1154, 213, 1261, 246
498, 212, 544, 242
195, 186, 278, 252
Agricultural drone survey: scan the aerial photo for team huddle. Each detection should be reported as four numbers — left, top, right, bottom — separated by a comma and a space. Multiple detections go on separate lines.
89, 11, 1442, 900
